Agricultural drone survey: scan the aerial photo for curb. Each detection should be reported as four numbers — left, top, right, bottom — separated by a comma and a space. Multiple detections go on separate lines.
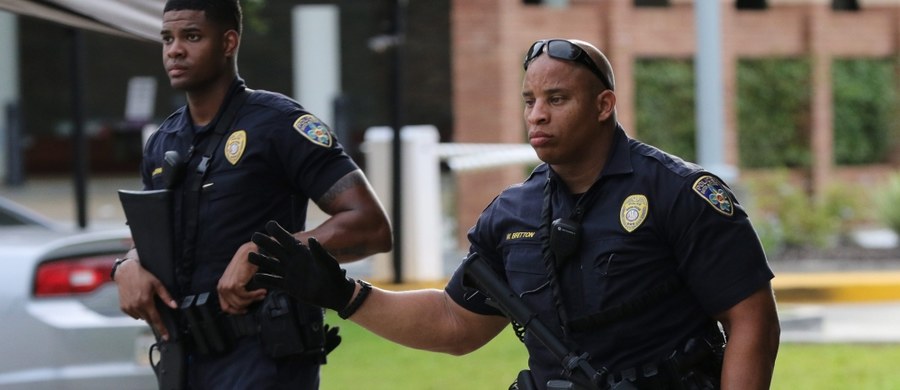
774, 271, 900, 303
370, 272, 900, 305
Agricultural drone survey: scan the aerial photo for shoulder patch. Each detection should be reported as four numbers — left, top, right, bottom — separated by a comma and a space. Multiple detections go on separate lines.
692, 175, 734, 216
224, 130, 247, 165
293, 114, 333, 148
620, 194, 648, 232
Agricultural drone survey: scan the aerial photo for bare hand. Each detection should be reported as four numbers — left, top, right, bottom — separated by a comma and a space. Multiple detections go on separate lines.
114, 259, 177, 340
218, 241, 267, 314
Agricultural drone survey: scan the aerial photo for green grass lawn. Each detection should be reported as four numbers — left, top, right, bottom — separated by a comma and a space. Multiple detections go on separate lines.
321, 312, 900, 389
320, 312, 527, 389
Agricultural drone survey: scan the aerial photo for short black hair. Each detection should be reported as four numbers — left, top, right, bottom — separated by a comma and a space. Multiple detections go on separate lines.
164, 0, 243, 34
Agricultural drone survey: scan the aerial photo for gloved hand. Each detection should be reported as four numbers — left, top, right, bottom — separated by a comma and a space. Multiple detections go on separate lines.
323, 324, 342, 354
248, 220, 355, 312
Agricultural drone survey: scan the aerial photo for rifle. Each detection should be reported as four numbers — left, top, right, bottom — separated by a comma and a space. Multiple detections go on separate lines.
462, 254, 636, 390
119, 162, 187, 390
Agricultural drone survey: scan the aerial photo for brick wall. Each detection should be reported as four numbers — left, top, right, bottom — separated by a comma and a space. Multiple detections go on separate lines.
451, 0, 900, 241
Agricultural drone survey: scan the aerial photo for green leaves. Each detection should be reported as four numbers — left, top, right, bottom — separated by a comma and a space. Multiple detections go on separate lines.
636, 57, 897, 168
832, 58, 898, 165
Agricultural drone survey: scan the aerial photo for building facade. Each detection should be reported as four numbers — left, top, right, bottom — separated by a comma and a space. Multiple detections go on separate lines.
451, 0, 900, 241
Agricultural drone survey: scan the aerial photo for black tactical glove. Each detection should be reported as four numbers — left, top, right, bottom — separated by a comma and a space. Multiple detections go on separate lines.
323, 324, 342, 354
248, 221, 355, 312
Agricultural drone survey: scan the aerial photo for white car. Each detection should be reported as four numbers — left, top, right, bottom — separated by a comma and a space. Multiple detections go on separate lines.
0, 198, 156, 389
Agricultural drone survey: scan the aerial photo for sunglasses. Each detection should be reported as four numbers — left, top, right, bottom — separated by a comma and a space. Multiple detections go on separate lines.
523, 39, 612, 91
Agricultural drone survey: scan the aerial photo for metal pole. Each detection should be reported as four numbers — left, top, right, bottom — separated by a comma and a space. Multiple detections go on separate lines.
694, 0, 736, 181
1, 12, 20, 186
390, 0, 407, 284
5, 103, 24, 186
70, 28, 88, 229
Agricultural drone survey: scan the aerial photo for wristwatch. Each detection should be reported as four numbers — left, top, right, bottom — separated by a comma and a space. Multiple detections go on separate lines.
110, 257, 132, 281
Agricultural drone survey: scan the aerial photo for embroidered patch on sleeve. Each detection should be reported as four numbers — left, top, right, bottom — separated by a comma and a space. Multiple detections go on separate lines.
293, 114, 333, 148
692, 175, 735, 216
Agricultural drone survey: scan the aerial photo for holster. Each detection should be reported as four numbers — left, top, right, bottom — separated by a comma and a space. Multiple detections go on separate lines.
180, 292, 232, 355
509, 369, 538, 390
662, 330, 724, 390
149, 333, 187, 390
180, 290, 337, 363
258, 290, 328, 361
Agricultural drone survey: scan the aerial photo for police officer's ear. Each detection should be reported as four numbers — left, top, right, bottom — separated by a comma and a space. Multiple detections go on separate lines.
222, 29, 240, 60
595, 89, 615, 123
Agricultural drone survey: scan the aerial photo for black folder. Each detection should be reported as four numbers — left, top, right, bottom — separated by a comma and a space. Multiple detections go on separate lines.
117, 189, 178, 292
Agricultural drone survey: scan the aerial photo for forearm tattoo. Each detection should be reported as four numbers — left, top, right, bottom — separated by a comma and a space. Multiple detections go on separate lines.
318, 171, 376, 259
318, 171, 365, 208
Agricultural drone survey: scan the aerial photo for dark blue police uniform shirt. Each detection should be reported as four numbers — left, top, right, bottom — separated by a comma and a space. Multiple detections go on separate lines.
141, 78, 358, 295
446, 125, 774, 386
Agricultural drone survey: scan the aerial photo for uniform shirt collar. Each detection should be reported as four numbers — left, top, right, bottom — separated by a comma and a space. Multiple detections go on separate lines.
600, 123, 634, 178
182, 76, 247, 135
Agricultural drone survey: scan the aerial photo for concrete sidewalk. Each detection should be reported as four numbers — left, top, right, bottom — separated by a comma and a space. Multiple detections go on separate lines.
774, 270, 900, 342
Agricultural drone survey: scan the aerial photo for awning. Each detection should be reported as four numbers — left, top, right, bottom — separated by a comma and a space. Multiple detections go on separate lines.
0, 0, 166, 228
0, 0, 164, 41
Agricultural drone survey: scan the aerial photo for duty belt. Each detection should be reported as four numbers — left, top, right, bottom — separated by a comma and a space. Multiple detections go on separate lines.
602, 329, 725, 390
180, 290, 333, 362
180, 292, 261, 356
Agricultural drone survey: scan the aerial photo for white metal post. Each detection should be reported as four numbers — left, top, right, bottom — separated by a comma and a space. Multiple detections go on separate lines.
363, 125, 443, 282
292, 5, 340, 126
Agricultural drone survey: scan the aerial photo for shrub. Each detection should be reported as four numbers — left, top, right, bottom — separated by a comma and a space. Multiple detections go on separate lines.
820, 180, 871, 234
876, 173, 900, 235
743, 171, 857, 254
634, 59, 697, 161
737, 58, 811, 168
634, 57, 897, 170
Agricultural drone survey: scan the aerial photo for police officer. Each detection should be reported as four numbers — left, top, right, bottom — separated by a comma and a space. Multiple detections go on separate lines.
112, 0, 392, 388
248, 39, 780, 389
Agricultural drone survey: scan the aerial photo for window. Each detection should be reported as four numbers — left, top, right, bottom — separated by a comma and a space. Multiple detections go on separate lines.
634, 0, 670, 6
832, 0, 860, 11
736, 0, 767, 10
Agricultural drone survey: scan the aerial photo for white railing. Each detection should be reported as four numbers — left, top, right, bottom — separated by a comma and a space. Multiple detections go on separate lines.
362, 125, 539, 282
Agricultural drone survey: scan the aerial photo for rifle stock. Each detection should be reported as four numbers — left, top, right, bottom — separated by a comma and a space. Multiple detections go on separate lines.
118, 189, 187, 390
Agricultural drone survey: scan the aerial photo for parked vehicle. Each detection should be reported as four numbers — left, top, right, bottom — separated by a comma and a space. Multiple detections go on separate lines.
0, 198, 155, 389
0, 196, 58, 228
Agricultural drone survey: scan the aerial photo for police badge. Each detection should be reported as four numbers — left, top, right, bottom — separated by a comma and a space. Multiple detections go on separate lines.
224, 130, 247, 165
620, 194, 648, 233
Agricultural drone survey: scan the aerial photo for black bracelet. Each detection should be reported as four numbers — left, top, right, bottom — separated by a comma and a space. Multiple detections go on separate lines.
338, 279, 372, 319
110, 257, 132, 281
